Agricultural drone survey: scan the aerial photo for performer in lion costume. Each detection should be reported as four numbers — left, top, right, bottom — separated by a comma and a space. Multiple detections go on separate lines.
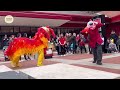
5, 26, 56, 67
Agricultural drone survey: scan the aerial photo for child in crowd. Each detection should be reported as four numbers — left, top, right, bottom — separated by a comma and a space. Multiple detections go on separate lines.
108, 39, 118, 53
79, 39, 87, 54
105, 38, 110, 53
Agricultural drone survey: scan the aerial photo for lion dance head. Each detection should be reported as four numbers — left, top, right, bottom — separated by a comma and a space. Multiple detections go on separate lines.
34, 26, 56, 41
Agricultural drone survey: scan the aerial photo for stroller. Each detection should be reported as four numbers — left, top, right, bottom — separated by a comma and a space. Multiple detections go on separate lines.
3, 46, 10, 61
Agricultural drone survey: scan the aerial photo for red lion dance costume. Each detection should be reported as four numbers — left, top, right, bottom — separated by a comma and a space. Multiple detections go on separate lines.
5, 26, 56, 67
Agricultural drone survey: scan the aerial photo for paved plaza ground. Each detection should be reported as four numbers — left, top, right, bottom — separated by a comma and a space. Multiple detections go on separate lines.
0, 51, 120, 79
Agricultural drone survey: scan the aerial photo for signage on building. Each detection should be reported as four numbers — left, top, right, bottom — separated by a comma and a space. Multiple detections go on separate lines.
5, 15, 14, 23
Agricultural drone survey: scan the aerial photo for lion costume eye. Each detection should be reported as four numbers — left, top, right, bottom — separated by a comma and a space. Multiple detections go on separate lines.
87, 21, 94, 27
89, 23, 93, 25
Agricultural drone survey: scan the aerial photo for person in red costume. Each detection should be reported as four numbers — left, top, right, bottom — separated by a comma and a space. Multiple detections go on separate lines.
59, 33, 66, 56
81, 19, 105, 65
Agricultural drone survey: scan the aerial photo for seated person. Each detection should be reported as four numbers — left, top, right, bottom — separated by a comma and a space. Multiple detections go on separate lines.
108, 39, 118, 53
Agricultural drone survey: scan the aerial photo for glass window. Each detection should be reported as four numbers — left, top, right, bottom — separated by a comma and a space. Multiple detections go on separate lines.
31, 27, 37, 33
20, 27, 30, 33
0, 27, 13, 33
14, 27, 19, 33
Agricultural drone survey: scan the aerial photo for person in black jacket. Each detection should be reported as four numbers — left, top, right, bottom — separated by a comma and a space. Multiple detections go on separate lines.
67, 33, 72, 54
17, 33, 22, 38
110, 31, 118, 45
2, 35, 9, 48
105, 38, 110, 53
69, 33, 77, 54
2, 35, 9, 61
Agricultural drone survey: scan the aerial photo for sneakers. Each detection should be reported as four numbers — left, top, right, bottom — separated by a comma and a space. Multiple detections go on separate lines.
92, 60, 102, 65
61, 55, 66, 56
87, 52, 89, 54
96, 62, 102, 65
92, 61, 96, 63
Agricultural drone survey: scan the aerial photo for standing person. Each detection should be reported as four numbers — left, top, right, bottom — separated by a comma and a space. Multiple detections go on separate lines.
100, 33, 105, 53
76, 34, 80, 53
55, 35, 60, 55
50, 37, 56, 51
76, 34, 80, 45
23, 33, 31, 60
8, 35, 15, 44
2, 35, 9, 61
87, 34, 92, 54
84, 37, 89, 54
59, 33, 66, 56
58, 34, 61, 55
81, 34, 88, 53
105, 38, 110, 53
4, 35, 15, 60
81, 35, 86, 43
67, 33, 72, 54
81, 19, 105, 65
79, 39, 87, 54
65, 33, 69, 54
2, 35, 9, 48
70, 33, 77, 54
